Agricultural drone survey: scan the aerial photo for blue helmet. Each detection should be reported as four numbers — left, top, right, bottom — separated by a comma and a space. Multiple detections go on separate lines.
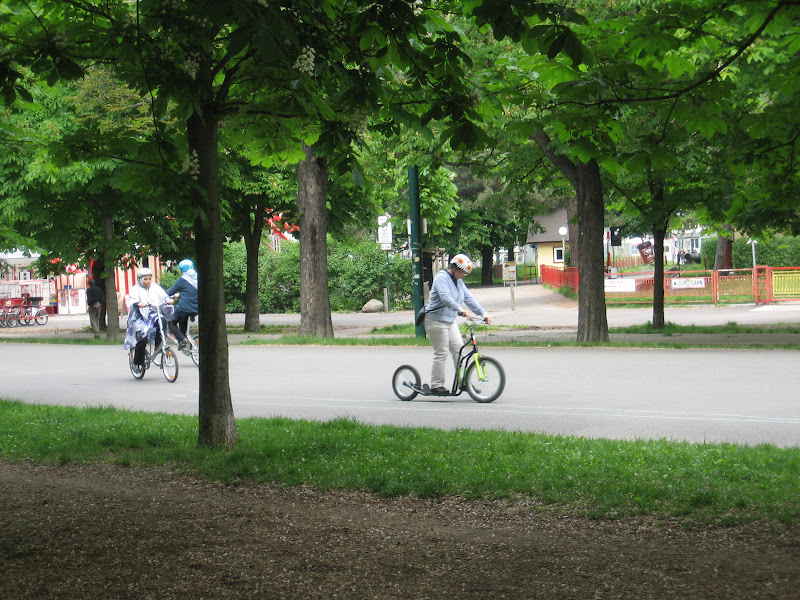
178, 259, 194, 272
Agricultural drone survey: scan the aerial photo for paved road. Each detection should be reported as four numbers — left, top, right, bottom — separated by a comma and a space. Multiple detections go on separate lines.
1, 341, 798, 447
10, 282, 800, 334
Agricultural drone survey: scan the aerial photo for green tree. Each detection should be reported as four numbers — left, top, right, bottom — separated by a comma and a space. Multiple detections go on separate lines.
0, 70, 182, 341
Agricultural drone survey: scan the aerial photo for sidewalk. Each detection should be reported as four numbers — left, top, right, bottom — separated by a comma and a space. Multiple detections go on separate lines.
2, 283, 800, 346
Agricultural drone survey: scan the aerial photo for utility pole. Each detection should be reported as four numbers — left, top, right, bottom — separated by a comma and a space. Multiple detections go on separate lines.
408, 166, 425, 338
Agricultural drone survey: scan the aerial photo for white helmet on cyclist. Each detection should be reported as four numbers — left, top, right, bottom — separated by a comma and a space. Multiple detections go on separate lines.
137, 267, 153, 283
449, 253, 473, 274
178, 259, 194, 272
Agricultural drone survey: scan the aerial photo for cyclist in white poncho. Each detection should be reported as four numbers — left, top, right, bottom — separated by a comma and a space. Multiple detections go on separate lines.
124, 267, 173, 366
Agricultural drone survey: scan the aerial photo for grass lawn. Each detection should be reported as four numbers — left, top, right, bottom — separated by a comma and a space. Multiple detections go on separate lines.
2, 400, 797, 527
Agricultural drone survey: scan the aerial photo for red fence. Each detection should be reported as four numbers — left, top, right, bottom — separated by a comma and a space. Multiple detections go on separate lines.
541, 265, 580, 290
607, 256, 646, 270
542, 265, 800, 305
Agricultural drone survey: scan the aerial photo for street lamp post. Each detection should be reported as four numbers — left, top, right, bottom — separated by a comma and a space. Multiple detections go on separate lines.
747, 238, 758, 268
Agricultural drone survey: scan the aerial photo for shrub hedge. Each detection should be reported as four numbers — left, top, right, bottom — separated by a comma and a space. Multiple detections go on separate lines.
220, 238, 413, 313
701, 235, 800, 269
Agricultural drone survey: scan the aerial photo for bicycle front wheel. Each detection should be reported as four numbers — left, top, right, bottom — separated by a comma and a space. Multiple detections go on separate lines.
161, 347, 179, 382
35, 310, 48, 325
392, 365, 420, 401
129, 349, 145, 379
464, 356, 505, 403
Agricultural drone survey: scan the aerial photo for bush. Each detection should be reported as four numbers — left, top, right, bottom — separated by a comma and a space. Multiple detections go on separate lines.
328, 239, 413, 311
732, 236, 800, 268
259, 241, 301, 313
702, 235, 800, 269
701, 236, 717, 267
221, 238, 413, 313
222, 242, 248, 312
159, 268, 180, 291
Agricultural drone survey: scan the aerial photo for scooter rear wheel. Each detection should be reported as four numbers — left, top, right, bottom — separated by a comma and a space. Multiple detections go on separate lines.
392, 365, 420, 401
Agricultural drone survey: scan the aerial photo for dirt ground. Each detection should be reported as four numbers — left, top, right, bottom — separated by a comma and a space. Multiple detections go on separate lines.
1, 461, 798, 599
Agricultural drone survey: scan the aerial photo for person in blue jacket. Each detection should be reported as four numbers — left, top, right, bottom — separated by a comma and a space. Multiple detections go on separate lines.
166, 259, 198, 349
423, 253, 492, 395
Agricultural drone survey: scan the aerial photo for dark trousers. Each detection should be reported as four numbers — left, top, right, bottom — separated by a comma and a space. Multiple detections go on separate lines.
169, 312, 197, 345
133, 318, 166, 365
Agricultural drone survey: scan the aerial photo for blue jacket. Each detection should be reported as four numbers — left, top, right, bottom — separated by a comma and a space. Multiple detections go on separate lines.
166, 269, 199, 316
424, 269, 486, 324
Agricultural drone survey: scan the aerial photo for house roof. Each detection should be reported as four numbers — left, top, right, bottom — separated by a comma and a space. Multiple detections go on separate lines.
526, 207, 570, 243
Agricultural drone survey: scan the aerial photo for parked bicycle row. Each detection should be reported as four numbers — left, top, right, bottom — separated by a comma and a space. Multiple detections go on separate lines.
0, 303, 49, 327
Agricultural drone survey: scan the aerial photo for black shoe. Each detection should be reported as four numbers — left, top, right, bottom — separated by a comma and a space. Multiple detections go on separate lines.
430, 386, 450, 396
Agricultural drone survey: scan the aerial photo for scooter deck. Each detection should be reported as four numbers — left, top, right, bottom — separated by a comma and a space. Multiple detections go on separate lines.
410, 383, 461, 397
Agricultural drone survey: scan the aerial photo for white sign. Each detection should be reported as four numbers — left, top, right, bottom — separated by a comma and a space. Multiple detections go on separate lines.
604, 278, 636, 292
671, 278, 706, 289
377, 215, 392, 250
502, 262, 517, 281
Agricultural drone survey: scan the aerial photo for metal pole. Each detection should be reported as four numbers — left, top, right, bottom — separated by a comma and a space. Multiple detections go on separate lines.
385, 250, 391, 312
408, 165, 425, 337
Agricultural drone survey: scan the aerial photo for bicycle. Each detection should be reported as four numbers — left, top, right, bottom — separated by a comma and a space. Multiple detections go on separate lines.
170, 315, 199, 366
392, 316, 506, 403
17, 299, 48, 326
182, 319, 199, 366
0, 302, 19, 328
167, 292, 199, 366
128, 300, 179, 383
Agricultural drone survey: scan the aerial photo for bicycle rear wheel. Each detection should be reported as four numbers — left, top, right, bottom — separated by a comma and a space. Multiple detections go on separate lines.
464, 356, 505, 403
392, 365, 420, 401
161, 347, 179, 382
35, 310, 48, 325
129, 349, 145, 379
189, 334, 199, 366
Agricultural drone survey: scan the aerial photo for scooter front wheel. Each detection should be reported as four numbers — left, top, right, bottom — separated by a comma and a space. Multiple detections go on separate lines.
464, 356, 505, 403
392, 365, 420, 401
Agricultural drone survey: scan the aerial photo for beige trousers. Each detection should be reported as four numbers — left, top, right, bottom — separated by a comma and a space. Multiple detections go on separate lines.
424, 319, 463, 388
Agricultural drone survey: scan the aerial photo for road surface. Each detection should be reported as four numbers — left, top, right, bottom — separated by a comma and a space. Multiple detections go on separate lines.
1, 342, 798, 447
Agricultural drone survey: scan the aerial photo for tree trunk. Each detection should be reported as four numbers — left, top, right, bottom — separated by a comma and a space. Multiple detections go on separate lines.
481, 244, 493, 285
652, 224, 667, 329
714, 225, 733, 270
574, 161, 609, 342
241, 206, 264, 333
90, 255, 108, 332
188, 108, 238, 449
533, 131, 608, 342
565, 196, 579, 268
101, 207, 120, 342
297, 143, 334, 338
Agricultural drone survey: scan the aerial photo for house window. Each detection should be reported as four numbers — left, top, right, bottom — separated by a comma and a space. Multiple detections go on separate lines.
554, 247, 564, 263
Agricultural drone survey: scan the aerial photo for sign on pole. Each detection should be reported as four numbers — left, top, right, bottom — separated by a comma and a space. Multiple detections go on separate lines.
377, 215, 392, 250
502, 262, 517, 283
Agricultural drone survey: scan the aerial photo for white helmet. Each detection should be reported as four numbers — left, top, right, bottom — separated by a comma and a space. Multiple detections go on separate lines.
449, 253, 473, 274
137, 267, 153, 283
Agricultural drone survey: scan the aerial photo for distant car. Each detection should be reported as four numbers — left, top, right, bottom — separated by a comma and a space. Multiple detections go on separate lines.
684, 251, 701, 264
